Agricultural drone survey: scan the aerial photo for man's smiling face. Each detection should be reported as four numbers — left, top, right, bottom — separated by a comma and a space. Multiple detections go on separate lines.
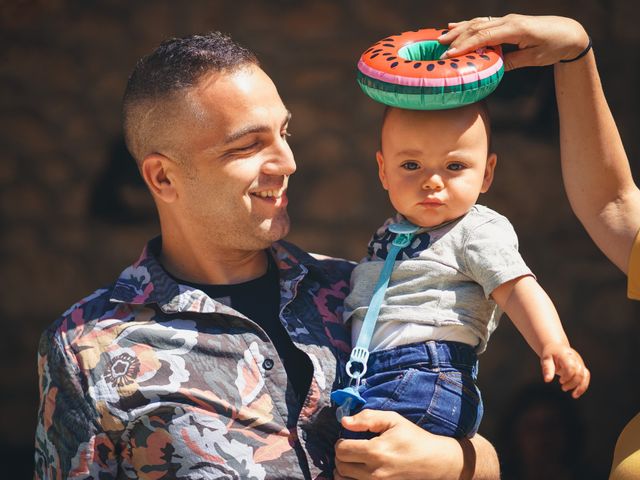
166, 64, 296, 251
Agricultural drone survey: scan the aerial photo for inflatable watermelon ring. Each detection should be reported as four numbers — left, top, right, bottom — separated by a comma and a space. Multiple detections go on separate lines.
357, 28, 504, 110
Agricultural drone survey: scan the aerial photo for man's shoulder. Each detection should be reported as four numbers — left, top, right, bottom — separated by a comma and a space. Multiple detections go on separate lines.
274, 240, 355, 279
42, 282, 125, 351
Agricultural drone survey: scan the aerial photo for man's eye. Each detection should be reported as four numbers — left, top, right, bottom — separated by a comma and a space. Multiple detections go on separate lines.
447, 163, 465, 171
401, 162, 419, 170
236, 142, 258, 152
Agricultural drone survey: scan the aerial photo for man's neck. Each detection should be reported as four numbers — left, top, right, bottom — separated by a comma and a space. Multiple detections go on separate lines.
159, 235, 270, 286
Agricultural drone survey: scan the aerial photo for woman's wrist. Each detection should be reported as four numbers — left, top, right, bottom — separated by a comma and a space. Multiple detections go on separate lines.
560, 36, 592, 63
559, 22, 591, 63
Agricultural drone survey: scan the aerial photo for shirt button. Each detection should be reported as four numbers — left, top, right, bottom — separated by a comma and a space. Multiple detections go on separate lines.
263, 358, 274, 370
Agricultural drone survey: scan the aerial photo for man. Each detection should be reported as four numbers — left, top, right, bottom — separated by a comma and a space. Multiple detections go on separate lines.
35, 32, 498, 479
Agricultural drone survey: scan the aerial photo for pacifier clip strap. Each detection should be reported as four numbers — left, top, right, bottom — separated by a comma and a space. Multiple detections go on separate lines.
331, 221, 419, 421
346, 222, 419, 380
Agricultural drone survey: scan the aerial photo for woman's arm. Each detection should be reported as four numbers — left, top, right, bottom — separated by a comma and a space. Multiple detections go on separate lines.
555, 49, 640, 272
439, 14, 640, 272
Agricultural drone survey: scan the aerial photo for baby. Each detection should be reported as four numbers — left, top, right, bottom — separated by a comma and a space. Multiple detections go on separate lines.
341, 103, 590, 438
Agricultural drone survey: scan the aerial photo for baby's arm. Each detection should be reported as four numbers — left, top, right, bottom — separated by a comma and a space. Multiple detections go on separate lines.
491, 275, 590, 398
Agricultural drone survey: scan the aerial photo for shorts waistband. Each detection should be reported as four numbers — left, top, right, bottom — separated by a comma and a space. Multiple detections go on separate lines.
366, 340, 478, 372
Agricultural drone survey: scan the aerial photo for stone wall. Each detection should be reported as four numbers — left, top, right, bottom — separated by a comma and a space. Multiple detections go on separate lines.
2, 0, 640, 477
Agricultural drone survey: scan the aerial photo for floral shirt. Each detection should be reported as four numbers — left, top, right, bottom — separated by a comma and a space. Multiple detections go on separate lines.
34, 238, 353, 479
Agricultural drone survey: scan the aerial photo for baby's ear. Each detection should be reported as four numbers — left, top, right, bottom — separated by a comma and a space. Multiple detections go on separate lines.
481, 153, 497, 193
376, 151, 389, 190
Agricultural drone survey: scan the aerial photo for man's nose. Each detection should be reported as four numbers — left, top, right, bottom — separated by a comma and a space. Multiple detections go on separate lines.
422, 172, 443, 190
262, 138, 296, 176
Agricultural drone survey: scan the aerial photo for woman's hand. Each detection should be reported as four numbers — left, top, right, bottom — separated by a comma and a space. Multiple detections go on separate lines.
438, 14, 589, 70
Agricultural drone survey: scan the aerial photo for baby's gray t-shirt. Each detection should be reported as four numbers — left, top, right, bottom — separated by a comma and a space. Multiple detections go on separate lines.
344, 205, 533, 353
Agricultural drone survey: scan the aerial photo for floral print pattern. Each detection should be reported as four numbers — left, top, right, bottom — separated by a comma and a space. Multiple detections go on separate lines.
35, 238, 353, 479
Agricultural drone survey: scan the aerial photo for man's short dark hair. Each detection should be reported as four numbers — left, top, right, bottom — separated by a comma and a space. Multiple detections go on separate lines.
123, 32, 259, 164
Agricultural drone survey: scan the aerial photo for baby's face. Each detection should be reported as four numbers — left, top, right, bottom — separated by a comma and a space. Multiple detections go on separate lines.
377, 106, 496, 228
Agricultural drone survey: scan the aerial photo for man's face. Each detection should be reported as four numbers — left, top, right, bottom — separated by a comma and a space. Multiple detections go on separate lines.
377, 106, 495, 228
167, 65, 295, 251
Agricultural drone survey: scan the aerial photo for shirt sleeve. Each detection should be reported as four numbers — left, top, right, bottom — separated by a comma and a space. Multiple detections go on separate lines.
463, 216, 534, 298
34, 327, 118, 479
627, 228, 640, 300
610, 412, 640, 479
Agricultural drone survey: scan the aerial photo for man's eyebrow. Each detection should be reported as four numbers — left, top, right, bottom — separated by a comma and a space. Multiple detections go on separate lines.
222, 110, 292, 146
222, 125, 269, 145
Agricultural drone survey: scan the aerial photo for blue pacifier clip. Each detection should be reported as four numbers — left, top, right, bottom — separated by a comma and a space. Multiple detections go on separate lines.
331, 221, 420, 421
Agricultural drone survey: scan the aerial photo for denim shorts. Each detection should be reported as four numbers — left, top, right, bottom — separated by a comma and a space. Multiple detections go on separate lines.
341, 340, 483, 439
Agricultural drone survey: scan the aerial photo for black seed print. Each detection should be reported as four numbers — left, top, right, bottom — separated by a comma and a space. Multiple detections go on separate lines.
480, 54, 490, 60
404, 60, 411, 63
467, 62, 476, 68
466, 55, 476, 59
383, 37, 395, 41
441, 29, 449, 34
371, 53, 380, 59
365, 48, 373, 54
451, 58, 460, 62
450, 62, 458, 68
387, 56, 397, 61
427, 63, 435, 71
373, 48, 383, 53
390, 62, 398, 68
382, 52, 390, 56
437, 60, 445, 65
413, 62, 422, 68
383, 43, 394, 47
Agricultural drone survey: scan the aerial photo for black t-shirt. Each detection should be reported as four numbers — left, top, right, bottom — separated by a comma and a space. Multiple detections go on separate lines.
171, 255, 313, 404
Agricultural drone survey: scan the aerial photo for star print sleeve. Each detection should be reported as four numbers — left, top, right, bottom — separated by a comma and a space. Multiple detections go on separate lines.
34, 327, 118, 479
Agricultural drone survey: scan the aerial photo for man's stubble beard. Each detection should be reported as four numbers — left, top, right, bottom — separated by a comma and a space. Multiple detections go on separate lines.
202, 208, 291, 252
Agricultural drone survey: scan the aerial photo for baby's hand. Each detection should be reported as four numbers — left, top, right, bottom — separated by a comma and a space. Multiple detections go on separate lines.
540, 343, 590, 398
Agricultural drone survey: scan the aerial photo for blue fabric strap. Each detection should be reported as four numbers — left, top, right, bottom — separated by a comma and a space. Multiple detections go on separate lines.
345, 222, 419, 381
330, 221, 419, 419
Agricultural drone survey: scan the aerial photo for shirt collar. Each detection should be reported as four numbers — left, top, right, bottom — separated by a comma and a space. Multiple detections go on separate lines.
389, 211, 469, 234
109, 236, 322, 314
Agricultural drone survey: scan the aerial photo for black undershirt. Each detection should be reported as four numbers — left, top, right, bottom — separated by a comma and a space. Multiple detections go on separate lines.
170, 254, 313, 404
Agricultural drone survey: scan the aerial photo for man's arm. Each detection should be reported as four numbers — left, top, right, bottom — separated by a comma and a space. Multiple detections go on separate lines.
334, 410, 499, 480
35, 328, 117, 479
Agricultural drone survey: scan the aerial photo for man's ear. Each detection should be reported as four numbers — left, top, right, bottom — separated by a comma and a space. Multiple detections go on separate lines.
140, 153, 179, 203
480, 153, 497, 193
376, 150, 389, 190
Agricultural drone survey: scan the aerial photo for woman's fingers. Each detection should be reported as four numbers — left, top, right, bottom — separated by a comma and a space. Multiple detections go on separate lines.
441, 23, 516, 58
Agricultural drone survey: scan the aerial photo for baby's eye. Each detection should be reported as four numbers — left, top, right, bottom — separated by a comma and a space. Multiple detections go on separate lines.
447, 163, 465, 171
401, 161, 420, 171
281, 130, 291, 140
